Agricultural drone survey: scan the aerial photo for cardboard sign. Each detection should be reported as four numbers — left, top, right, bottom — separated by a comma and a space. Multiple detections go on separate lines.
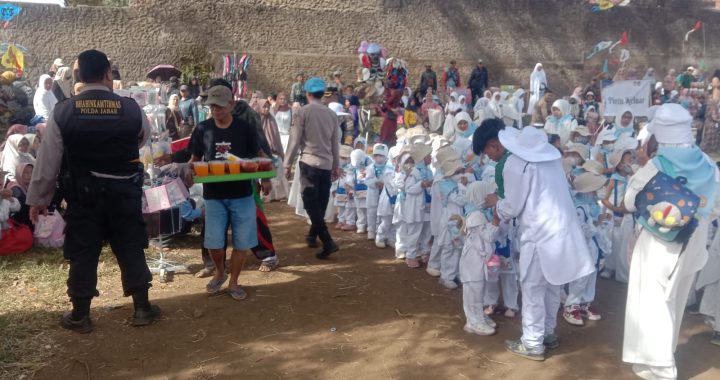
602, 80, 651, 117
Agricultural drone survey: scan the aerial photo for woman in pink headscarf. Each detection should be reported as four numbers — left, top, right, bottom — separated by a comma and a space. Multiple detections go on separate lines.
420, 88, 440, 122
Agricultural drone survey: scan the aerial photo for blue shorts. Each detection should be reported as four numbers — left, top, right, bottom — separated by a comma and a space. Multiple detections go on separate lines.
204, 197, 257, 250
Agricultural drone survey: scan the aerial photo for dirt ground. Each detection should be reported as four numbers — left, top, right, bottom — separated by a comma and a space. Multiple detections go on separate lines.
5, 202, 720, 380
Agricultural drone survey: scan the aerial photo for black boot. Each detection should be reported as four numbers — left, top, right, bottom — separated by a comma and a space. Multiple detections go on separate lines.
60, 312, 93, 334
305, 235, 319, 248
60, 298, 94, 333
131, 305, 162, 327
315, 240, 339, 260
131, 291, 162, 327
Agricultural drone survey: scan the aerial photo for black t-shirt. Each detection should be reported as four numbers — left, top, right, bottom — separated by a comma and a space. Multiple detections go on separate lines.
189, 117, 260, 200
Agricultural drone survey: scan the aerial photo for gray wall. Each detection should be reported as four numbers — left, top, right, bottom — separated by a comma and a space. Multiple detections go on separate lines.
10, 0, 720, 95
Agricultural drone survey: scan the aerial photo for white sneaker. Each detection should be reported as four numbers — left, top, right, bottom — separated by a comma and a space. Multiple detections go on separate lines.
425, 267, 441, 277
375, 240, 386, 249
563, 305, 585, 326
439, 279, 458, 290
368, 232, 376, 240
484, 315, 497, 328
464, 322, 495, 336
357, 228, 367, 234
395, 250, 406, 260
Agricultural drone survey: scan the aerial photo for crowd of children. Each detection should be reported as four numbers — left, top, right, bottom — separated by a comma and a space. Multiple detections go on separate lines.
320, 84, 720, 360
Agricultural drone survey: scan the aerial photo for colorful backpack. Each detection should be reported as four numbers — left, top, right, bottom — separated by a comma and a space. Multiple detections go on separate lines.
634, 156, 700, 243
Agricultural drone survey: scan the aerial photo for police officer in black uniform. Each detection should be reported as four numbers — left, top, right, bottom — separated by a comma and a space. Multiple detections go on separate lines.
27, 50, 160, 333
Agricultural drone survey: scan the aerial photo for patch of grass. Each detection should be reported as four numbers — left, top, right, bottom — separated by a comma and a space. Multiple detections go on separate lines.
0, 246, 124, 379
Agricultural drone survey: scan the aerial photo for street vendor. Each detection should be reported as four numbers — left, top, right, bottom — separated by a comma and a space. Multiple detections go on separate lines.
189, 85, 271, 301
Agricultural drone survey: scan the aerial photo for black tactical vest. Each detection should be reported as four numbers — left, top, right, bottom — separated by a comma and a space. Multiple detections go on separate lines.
53, 88, 143, 176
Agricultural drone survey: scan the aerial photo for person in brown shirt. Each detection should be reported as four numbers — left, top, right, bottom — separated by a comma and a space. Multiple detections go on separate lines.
284, 77, 341, 259
531, 89, 555, 127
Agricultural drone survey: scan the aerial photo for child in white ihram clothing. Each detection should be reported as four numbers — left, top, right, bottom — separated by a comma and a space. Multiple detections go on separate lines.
564, 171, 609, 326
426, 155, 447, 277
393, 151, 410, 259
334, 145, 353, 230
345, 149, 369, 234
395, 143, 431, 268
483, 220, 520, 319
414, 142, 434, 262
364, 144, 390, 241
376, 146, 400, 249
462, 181, 501, 336
435, 145, 468, 289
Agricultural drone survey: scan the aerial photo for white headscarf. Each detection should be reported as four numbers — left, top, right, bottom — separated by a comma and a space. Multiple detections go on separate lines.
466, 180, 497, 210
1, 134, 36, 182
54, 66, 73, 99
33, 74, 58, 119
487, 91, 503, 119
446, 91, 461, 114
474, 90, 492, 113
454, 111, 473, 135
528, 63, 547, 112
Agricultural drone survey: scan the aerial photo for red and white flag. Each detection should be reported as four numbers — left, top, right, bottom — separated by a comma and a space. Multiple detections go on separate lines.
685, 21, 702, 42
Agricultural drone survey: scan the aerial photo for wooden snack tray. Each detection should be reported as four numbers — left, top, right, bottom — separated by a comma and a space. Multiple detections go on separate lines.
193, 170, 276, 183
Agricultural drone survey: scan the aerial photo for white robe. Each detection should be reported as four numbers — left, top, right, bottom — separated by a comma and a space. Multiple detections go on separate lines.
622, 160, 718, 372
698, 226, 720, 332
287, 161, 335, 222
496, 155, 595, 285
527, 67, 547, 116
273, 109, 292, 154
460, 211, 499, 283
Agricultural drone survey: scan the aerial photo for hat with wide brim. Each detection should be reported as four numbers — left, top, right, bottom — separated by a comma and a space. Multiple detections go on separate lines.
581, 160, 604, 176
440, 157, 464, 177
608, 149, 632, 169
571, 126, 591, 137
565, 143, 589, 160
573, 172, 608, 193
499, 127, 560, 163
410, 141, 432, 163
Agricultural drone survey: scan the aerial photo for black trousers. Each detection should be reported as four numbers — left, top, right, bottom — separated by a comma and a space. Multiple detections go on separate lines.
299, 162, 333, 246
64, 177, 151, 299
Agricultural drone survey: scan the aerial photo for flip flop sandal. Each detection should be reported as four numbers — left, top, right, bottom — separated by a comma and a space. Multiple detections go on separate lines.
258, 260, 278, 272
206, 275, 228, 294
227, 287, 247, 301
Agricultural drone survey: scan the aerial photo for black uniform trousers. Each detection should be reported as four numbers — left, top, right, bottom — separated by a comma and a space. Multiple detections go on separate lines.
299, 162, 333, 246
64, 176, 152, 300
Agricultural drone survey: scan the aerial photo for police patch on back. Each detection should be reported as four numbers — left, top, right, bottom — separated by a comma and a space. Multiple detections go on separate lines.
73, 98, 124, 119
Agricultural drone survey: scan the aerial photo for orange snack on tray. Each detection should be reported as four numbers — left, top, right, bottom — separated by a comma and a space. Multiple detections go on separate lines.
227, 160, 241, 174
209, 160, 227, 175
193, 162, 209, 177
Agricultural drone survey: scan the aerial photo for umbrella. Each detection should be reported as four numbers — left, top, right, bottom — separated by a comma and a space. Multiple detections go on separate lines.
146, 64, 181, 81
